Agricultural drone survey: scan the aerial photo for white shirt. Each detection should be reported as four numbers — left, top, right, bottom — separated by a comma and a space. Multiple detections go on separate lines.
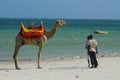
87, 39, 97, 52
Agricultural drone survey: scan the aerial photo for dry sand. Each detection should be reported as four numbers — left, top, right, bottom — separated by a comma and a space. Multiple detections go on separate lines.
0, 56, 120, 80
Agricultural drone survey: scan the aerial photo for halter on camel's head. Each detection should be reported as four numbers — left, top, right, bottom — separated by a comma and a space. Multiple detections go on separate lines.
55, 20, 66, 27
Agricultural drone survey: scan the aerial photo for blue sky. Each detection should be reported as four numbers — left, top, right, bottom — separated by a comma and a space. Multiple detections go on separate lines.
0, 0, 120, 19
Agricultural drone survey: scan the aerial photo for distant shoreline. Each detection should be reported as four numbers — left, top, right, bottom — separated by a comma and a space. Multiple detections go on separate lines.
0, 54, 120, 62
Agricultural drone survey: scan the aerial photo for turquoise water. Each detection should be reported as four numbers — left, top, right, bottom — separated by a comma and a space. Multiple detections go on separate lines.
0, 18, 120, 60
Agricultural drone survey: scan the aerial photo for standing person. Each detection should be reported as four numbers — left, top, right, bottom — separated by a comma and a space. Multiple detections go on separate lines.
85, 36, 90, 67
87, 35, 98, 68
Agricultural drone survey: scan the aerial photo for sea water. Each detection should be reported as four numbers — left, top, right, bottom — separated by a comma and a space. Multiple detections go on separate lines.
0, 18, 120, 61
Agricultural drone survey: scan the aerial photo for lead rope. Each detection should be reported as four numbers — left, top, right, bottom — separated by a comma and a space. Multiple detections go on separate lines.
65, 28, 81, 44
64, 28, 86, 48
96, 54, 101, 68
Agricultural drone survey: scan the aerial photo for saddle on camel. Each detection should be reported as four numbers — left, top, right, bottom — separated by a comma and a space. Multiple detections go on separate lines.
20, 21, 45, 39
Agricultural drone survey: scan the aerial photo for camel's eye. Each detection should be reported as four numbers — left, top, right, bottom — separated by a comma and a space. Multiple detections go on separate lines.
60, 21, 63, 24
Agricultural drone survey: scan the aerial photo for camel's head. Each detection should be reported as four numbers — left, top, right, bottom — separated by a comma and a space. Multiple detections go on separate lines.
55, 20, 66, 27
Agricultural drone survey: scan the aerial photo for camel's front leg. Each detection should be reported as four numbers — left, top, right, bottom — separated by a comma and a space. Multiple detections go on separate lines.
38, 46, 43, 69
13, 45, 21, 70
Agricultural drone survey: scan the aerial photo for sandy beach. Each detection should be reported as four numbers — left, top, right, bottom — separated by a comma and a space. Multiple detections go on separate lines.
0, 56, 120, 80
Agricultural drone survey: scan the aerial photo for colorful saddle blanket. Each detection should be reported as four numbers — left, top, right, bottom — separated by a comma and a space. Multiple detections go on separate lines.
20, 23, 45, 39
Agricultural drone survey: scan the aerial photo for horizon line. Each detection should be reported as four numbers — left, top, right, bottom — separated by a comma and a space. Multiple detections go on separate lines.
0, 17, 120, 20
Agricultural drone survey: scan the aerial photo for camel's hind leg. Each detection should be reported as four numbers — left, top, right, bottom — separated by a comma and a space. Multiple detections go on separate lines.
13, 44, 21, 70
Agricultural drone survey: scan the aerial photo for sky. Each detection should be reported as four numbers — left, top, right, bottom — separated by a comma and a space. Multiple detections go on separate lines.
0, 0, 120, 19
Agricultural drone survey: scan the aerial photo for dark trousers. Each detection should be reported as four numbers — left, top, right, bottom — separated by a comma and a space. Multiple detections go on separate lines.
89, 51, 98, 67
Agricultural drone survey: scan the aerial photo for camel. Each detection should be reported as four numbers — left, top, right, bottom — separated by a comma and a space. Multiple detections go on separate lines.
13, 20, 66, 70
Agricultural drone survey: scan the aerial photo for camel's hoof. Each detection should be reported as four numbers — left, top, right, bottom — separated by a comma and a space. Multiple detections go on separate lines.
38, 67, 42, 69
16, 68, 21, 70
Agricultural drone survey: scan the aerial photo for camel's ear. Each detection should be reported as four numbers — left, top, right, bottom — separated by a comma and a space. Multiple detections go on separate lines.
56, 20, 59, 24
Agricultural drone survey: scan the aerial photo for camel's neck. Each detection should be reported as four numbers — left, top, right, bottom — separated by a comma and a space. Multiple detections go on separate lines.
45, 24, 59, 39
